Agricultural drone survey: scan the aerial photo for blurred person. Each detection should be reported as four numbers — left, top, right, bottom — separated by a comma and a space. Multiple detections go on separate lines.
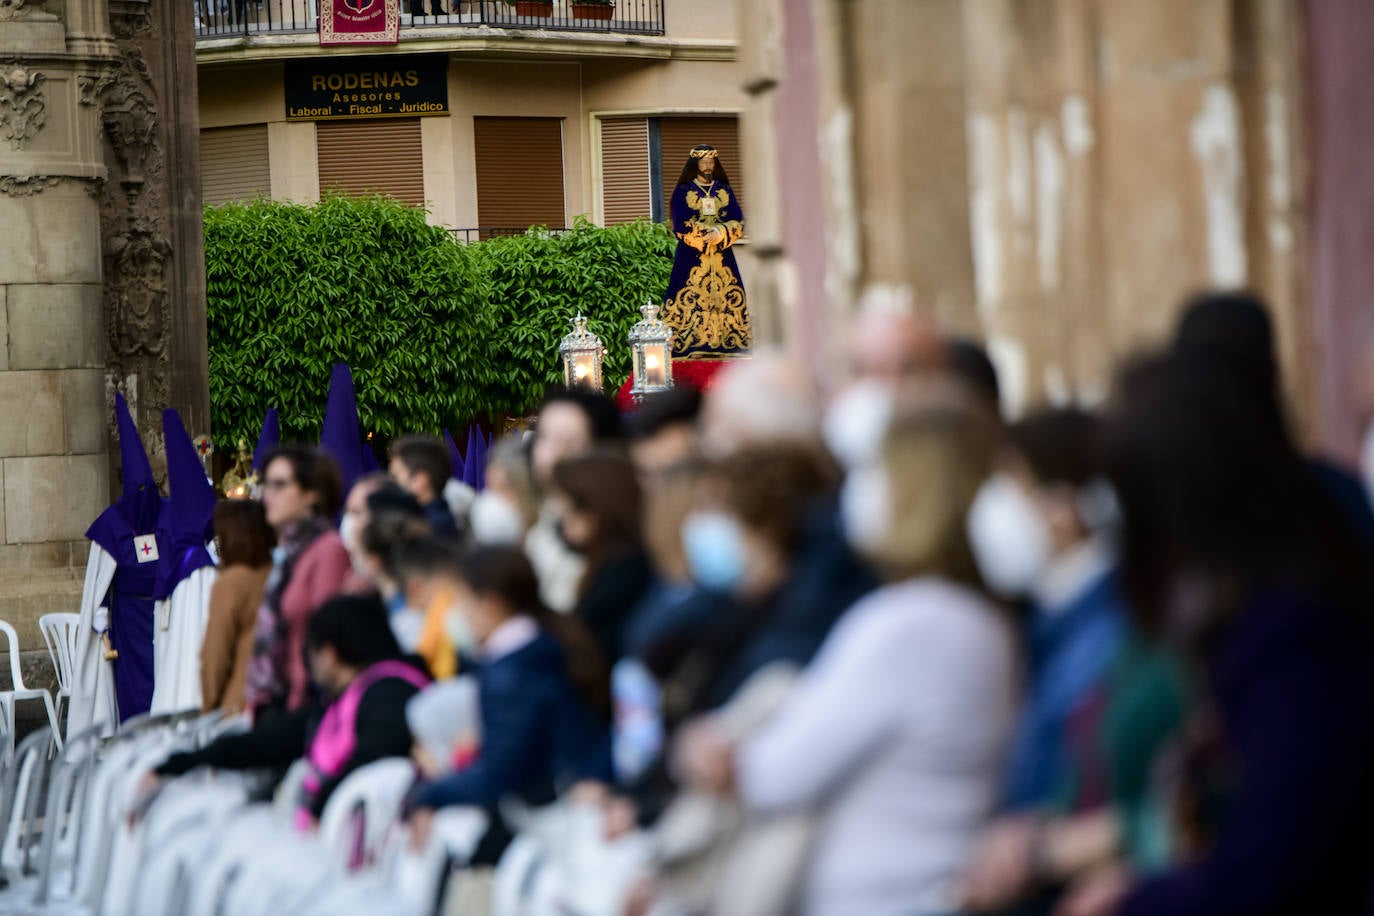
392, 536, 468, 680
675, 389, 1018, 916
356, 504, 432, 650
1173, 290, 1374, 545
959, 410, 1189, 913
390, 434, 462, 541
527, 386, 624, 612
654, 443, 843, 716
698, 353, 821, 456
244, 446, 351, 718
153, 594, 428, 826
620, 388, 705, 655
947, 336, 1003, 418
339, 471, 390, 592
1058, 352, 1374, 916
626, 387, 703, 477
405, 547, 612, 861
968, 408, 1123, 809
822, 301, 946, 471
200, 499, 275, 716
548, 450, 654, 668
407, 677, 482, 780
469, 434, 539, 546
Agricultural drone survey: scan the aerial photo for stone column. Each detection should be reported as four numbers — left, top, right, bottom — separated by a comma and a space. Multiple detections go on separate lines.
0, 0, 116, 694
98, 0, 210, 471
0, 0, 207, 725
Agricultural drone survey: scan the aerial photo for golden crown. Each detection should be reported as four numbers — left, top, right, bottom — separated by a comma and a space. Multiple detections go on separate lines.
689, 146, 719, 159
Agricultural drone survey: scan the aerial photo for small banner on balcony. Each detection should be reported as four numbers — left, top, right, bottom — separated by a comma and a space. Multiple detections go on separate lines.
319, 0, 400, 46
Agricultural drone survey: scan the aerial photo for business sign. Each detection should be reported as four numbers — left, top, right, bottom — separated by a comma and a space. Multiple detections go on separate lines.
319, 0, 399, 46
284, 55, 448, 121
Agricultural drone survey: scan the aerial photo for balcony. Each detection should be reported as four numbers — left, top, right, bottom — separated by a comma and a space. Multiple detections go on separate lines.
194, 0, 666, 39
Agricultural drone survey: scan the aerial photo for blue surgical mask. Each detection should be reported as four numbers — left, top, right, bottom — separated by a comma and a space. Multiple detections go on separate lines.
681, 511, 747, 592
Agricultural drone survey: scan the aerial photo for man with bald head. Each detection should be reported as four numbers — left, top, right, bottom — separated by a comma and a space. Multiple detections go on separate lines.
846, 302, 948, 384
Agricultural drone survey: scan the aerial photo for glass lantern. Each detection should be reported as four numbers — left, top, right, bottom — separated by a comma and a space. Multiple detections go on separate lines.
629, 302, 675, 401
559, 314, 606, 391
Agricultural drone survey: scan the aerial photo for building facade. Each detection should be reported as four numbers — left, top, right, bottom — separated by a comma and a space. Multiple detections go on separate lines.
195, 0, 748, 237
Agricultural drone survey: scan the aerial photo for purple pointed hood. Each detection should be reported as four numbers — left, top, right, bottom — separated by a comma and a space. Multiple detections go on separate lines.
252, 408, 279, 474
461, 425, 479, 489
320, 363, 364, 497
444, 429, 465, 482
154, 409, 217, 600
473, 428, 490, 491
87, 394, 165, 559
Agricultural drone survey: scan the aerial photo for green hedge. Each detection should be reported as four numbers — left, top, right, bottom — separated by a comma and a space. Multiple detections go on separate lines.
206, 196, 674, 448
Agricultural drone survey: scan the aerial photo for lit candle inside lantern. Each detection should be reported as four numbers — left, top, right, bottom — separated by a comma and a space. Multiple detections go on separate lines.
644, 347, 666, 387
574, 360, 591, 381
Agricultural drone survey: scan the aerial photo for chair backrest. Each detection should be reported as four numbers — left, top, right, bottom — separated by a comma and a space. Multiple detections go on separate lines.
0, 619, 26, 690
0, 726, 54, 876
318, 758, 416, 871
38, 613, 82, 696
31, 733, 101, 904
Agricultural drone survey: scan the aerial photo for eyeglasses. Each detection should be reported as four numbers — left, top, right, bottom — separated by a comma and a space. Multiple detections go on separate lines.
261, 477, 297, 492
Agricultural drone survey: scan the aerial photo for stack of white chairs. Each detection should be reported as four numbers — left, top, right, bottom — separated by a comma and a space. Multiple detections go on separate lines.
0, 703, 662, 916
37, 614, 82, 739
0, 619, 63, 757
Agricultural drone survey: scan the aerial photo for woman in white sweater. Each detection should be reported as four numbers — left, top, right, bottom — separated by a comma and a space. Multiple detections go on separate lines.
680, 388, 1020, 916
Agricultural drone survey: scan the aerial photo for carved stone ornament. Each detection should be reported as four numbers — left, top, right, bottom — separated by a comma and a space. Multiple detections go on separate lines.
0, 0, 58, 21
0, 63, 46, 149
0, 174, 60, 196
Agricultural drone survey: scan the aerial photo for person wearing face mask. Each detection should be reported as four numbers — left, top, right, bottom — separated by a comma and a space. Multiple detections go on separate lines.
338, 472, 390, 592
392, 536, 474, 680
357, 505, 432, 650
469, 435, 538, 547
675, 391, 1017, 916
548, 451, 654, 670
148, 595, 428, 828
965, 408, 1125, 811
960, 411, 1189, 914
1053, 352, 1374, 916
404, 546, 612, 863
526, 387, 624, 613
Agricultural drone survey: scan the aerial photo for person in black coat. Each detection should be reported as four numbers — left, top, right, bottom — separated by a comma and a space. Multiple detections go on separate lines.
150, 595, 429, 822
405, 547, 612, 857
547, 451, 655, 668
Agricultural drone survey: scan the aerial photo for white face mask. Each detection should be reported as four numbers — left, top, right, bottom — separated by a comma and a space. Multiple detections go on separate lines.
966, 472, 1053, 599
839, 465, 892, 557
823, 381, 894, 470
470, 491, 526, 546
446, 604, 479, 655
339, 513, 360, 552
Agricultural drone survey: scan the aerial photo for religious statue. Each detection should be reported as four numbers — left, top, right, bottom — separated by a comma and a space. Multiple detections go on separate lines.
661, 144, 750, 358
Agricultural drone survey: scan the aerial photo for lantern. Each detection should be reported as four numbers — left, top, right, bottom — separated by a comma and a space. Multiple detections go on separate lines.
628, 302, 675, 400
559, 313, 606, 391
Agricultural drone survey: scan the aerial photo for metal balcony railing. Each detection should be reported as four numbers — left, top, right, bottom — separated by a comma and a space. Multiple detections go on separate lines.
448, 226, 570, 243
195, 0, 665, 39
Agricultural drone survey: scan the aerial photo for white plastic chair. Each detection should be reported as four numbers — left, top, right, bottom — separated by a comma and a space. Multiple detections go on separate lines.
0, 619, 63, 756
317, 758, 418, 870
39, 613, 81, 738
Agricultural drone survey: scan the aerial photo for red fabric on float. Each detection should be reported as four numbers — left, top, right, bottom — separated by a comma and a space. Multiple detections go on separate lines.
615, 358, 736, 411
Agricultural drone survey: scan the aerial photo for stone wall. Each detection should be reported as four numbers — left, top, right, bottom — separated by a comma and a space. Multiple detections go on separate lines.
0, 0, 207, 734
742, 0, 1327, 438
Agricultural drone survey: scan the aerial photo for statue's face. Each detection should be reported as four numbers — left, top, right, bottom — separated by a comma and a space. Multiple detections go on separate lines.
697, 156, 716, 180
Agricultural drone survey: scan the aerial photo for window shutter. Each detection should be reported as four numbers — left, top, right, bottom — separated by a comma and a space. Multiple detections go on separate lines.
316, 118, 425, 206
473, 117, 566, 231
600, 117, 652, 225
658, 115, 745, 219
200, 125, 270, 206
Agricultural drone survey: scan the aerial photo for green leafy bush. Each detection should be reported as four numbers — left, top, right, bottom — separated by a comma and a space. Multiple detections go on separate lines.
206, 196, 674, 448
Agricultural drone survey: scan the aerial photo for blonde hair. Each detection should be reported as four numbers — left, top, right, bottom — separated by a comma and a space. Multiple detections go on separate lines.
868, 384, 998, 584
485, 435, 540, 527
